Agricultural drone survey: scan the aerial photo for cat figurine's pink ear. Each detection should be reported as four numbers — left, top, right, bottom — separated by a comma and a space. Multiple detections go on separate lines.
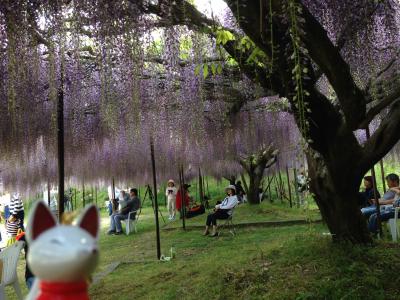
76, 205, 99, 239
27, 201, 57, 242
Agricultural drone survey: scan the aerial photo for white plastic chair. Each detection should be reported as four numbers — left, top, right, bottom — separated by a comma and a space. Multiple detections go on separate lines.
124, 210, 139, 235
0, 241, 25, 300
388, 207, 400, 242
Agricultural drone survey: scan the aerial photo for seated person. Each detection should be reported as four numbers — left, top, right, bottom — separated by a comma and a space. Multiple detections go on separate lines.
15, 231, 35, 290
176, 184, 191, 218
203, 185, 238, 237
235, 180, 245, 203
117, 190, 130, 210
107, 188, 140, 235
361, 173, 398, 218
358, 176, 380, 208
368, 186, 400, 234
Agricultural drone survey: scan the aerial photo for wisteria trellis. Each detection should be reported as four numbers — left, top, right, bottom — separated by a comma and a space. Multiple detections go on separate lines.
0, 1, 301, 193
3, 0, 400, 243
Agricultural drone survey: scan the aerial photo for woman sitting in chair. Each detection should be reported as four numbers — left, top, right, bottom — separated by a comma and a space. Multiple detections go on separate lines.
203, 185, 238, 237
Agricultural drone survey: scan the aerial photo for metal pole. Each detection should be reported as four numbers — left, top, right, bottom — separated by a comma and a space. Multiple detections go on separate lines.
380, 160, 386, 193
150, 138, 161, 260
366, 127, 382, 236
286, 166, 293, 208
57, 67, 65, 220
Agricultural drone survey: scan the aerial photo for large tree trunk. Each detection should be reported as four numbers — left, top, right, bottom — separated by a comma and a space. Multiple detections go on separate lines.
239, 146, 279, 204
307, 151, 372, 243
246, 166, 263, 204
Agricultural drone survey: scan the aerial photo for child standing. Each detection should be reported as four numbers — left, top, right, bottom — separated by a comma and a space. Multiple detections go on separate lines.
6, 214, 21, 246
166, 180, 177, 220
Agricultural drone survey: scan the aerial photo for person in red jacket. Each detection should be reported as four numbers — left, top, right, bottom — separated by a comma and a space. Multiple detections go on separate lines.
176, 184, 191, 218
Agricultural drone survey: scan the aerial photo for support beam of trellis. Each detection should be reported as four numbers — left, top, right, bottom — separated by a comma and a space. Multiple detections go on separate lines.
57, 66, 65, 220
150, 138, 161, 260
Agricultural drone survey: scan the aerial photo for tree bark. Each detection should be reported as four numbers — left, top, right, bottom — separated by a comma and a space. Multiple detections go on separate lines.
307, 151, 372, 244
239, 146, 278, 204
247, 169, 263, 204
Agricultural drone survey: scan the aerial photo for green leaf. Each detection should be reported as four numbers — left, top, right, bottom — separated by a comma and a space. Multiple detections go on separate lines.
216, 29, 236, 45
203, 64, 209, 79
194, 64, 202, 76
216, 63, 223, 74
211, 63, 217, 75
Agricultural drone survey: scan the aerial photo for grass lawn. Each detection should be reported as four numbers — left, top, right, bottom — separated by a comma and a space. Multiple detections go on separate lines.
6, 200, 400, 300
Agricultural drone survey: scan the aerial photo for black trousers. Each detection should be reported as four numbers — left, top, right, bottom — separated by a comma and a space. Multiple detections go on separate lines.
206, 209, 230, 226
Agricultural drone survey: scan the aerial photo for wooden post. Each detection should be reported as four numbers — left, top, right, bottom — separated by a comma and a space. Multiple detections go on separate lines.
267, 176, 273, 202
286, 166, 293, 208
380, 160, 386, 193
274, 176, 282, 202
150, 138, 161, 260
70, 189, 74, 211
57, 67, 65, 220
293, 168, 300, 207
112, 177, 116, 213
82, 181, 85, 208
91, 187, 94, 204
206, 177, 210, 198
366, 127, 382, 236
47, 179, 51, 207
275, 185, 279, 202
95, 186, 98, 206
164, 183, 167, 207
179, 166, 186, 230
202, 173, 206, 199
199, 168, 204, 205
74, 188, 77, 211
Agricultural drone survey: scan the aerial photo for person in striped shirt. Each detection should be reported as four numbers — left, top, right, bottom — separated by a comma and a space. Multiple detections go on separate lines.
6, 214, 21, 237
10, 193, 24, 230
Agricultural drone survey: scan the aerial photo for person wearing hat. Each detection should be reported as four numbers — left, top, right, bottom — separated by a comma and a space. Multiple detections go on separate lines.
203, 185, 238, 237
176, 184, 191, 219
166, 179, 178, 220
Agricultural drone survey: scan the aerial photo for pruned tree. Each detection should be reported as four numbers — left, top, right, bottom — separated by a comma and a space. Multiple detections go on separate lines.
239, 145, 279, 204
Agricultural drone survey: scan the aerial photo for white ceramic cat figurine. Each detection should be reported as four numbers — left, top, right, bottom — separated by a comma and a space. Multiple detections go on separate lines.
26, 201, 99, 300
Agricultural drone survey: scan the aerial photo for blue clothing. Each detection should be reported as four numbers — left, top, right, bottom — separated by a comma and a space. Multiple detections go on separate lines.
361, 190, 396, 218
361, 206, 378, 218
108, 202, 113, 216
109, 213, 129, 232
382, 190, 396, 201
368, 209, 396, 233
26, 277, 35, 290
4, 205, 10, 219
